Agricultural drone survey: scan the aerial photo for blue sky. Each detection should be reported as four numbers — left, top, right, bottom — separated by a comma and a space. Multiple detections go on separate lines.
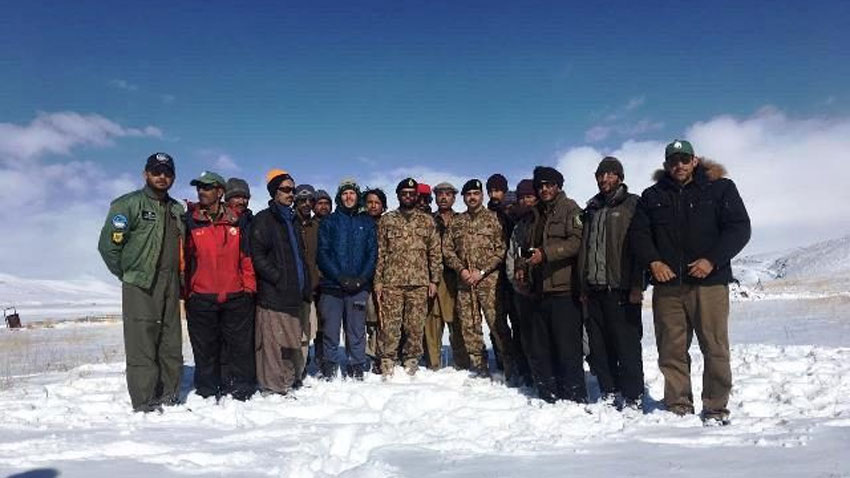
2, 0, 850, 278
3, 1, 848, 178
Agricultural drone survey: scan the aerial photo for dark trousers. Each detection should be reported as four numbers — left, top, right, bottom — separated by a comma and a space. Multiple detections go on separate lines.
513, 292, 537, 382
319, 289, 369, 368
526, 294, 587, 403
122, 269, 183, 410
585, 289, 644, 400
186, 294, 256, 399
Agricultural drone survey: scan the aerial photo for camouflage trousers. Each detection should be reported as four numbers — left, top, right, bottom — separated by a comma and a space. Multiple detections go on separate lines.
456, 284, 515, 374
378, 286, 428, 374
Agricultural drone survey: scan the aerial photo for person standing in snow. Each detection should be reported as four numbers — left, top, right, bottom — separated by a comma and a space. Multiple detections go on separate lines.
97, 152, 185, 413
316, 179, 378, 380
577, 157, 645, 409
183, 171, 257, 401
631, 140, 751, 425
250, 169, 312, 395
442, 179, 517, 380
374, 178, 442, 377
424, 182, 466, 370
294, 184, 320, 377
362, 187, 387, 372
524, 166, 586, 403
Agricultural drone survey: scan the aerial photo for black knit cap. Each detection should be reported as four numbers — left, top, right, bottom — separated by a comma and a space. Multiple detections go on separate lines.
461, 179, 483, 195
396, 177, 418, 193
486, 173, 508, 193
532, 166, 564, 189
595, 156, 624, 180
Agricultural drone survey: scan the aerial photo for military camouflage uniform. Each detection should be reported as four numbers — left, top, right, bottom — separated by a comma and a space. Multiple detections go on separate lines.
443, 206, 515, 376
374, 208, 442, 374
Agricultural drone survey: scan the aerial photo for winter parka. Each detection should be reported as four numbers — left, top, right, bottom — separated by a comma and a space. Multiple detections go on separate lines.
630, 160, 751, 286
317, 205, 377, 293
529, 191, 583, 295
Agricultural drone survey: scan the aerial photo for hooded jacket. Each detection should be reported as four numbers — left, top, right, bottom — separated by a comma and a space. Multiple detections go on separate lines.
630, 160, 751, 286
317, 188, 378, 292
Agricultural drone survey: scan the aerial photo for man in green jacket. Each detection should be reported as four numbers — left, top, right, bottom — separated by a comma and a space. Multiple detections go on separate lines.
98, 152, 186, 413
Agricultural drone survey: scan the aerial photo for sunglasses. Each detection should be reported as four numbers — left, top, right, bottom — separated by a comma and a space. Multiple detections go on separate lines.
148, 166, 174, 178
536, 182, 556, 190
665, 154, 693, 167
196, 183, 217, 191
277, 186, 294, 194
399, 191, 417, 197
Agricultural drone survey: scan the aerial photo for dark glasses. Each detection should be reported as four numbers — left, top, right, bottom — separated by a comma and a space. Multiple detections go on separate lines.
665, 154, 693, 167
196, 183, 217, 191
277, 186, 294, 194
399, 191, 417, 197
148, 166, 174, 178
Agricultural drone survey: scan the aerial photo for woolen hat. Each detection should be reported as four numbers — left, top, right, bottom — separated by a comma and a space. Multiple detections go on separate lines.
486, 173, 508, 192
596, 156, 624, 179
532, 166, 564, 189
515, 179, 535, 197
224, 178, 251, 201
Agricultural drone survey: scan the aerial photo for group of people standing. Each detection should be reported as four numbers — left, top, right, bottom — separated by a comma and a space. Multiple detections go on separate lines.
98, 138, 750, 426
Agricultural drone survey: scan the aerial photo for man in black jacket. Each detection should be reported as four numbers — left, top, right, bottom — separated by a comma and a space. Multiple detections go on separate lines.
631, 140, 750, 425
250, 169, 312, 395
578, 157, 644, 409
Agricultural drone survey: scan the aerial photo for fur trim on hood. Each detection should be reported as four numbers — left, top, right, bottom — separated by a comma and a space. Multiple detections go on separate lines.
652, 158, 727, 182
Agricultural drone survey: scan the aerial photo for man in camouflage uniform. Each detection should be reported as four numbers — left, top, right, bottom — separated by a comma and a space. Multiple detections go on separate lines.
443, 179, 516, 379
374, 178, 442, 377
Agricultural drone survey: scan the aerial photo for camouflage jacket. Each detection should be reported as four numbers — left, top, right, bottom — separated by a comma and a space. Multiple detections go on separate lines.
443, 206, 506, 289
374, 208, 442, 288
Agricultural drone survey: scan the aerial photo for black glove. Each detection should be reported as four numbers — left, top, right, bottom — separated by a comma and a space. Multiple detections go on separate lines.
338, 276, 361, 293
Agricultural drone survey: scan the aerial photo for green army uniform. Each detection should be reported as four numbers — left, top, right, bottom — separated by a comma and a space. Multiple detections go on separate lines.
443, 206, 515, 377
98, 186, 185, 411
374, 208, 442, 375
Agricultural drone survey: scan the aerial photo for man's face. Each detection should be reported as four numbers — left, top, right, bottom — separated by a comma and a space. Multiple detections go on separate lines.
537, 182, 560, 203
144, 166, 175, 193
365, 193, 384, 217
665, 154, 698, 184
463, 190, 483, 210
518, 194, 538, 208
488, 189, 505, 203
418, 194, 432, 211
596, 172, 622, 195
340, 190, 358, 209
227, 195, 249, 214
296, 197, 314, 217
274, 179, 295, 206
398, 188, 417, 209
196, 183, 223, 207
435, 189, 456, 211
314, 198, 332, 217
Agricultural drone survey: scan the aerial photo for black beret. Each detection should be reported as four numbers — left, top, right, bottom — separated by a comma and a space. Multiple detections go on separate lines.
461, 179, 483, 195
396, 177, 418, 193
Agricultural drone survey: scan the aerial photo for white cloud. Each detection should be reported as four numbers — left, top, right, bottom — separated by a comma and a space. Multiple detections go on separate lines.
0, 112, 163, 280
559, 107, 850, 253
625, 95, 646, 111
214, 154, 240, 172
108, 79, 139, 92
0, 111, 161, 161
584, 125, 612, 143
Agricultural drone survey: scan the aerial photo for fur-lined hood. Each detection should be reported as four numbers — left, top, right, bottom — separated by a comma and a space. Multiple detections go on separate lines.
652, 158, 727, 183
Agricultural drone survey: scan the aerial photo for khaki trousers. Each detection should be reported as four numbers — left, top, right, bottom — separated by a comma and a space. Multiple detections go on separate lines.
653, 284, 731, 413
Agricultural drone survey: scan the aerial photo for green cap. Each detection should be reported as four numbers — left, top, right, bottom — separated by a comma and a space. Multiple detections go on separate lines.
190, 171, 226, 187
665, 139, 695, 158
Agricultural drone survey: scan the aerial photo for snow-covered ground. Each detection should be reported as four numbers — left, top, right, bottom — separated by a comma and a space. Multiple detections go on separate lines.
1, 294, 848, 478
1, 236, 849, 477
0, 273, 120, 323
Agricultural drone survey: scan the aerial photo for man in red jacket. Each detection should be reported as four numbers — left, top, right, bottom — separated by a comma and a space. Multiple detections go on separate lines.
184, 171, 257, 401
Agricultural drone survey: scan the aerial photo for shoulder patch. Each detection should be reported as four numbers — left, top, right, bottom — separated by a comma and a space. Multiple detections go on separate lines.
111, 232, 124, 244
111, 214, 128, 230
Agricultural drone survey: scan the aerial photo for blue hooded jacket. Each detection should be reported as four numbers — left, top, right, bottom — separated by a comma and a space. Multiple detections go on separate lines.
317, 183, 377, 292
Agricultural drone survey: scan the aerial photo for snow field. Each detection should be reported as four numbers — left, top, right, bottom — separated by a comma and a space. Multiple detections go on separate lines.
1, 342, 848, 477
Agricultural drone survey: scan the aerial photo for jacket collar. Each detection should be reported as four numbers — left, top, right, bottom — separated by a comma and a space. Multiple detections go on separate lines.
587, 183, 629, 209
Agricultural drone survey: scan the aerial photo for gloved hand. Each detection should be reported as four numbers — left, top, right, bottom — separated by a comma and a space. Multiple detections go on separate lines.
338, 276, 362, 294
